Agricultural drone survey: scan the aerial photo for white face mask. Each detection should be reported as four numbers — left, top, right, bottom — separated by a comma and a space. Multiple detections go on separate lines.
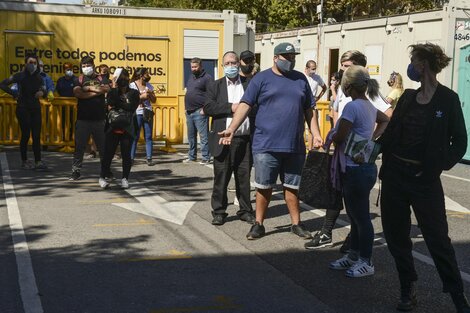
65, 70, 73, 77
82, 66, 94, 77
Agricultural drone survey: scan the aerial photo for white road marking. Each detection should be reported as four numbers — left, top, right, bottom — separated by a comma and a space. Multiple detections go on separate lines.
113, 182, 196, 225
272, 192, 470, 284
373, 183, 470, 213
442, 173, 470, 183
0, 153, 44, 313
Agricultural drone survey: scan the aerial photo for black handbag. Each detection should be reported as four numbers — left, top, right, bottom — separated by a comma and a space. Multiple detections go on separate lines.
142, 108, 154, 122
108, 108, 132, 129
298, 149, 342, 210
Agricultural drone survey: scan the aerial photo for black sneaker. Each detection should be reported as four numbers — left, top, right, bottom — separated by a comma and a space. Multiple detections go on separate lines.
211, 214, 226, 226
239, 212, 256, 224
246, 222, 265, 240
397, 281, 417, 312
340, 233, 352, 254
147, 159, 154, 166
291, 223, 313, 239
451, 292, 470, 313
304, 231, 333, 250
69, 171, 81, 181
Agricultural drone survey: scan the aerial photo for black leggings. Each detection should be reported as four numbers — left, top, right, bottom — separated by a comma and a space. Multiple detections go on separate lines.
100, 131, 133, 179
16, 106, 42, 162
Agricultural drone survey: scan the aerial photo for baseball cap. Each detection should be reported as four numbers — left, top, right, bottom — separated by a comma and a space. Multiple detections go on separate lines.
274, 42, 299, 55
240, 50, 255, 61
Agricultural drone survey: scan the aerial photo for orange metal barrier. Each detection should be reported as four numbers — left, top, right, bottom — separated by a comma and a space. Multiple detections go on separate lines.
316, 100, 333, 138
0, 96, 330, 152
0, 96, 183, 152
304, 100, 333, 145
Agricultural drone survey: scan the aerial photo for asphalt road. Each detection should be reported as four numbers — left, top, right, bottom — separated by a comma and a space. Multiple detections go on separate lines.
1, 145, 469, 313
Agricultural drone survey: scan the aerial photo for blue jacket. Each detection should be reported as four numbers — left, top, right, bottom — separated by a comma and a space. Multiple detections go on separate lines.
40, 72, 55, 93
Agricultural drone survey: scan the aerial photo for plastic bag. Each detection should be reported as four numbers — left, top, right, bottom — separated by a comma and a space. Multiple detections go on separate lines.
298, 149, 342, 210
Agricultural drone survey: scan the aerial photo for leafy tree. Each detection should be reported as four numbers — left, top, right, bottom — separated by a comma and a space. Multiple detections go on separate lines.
123, 0, 446, 32
82, 0, 108, 5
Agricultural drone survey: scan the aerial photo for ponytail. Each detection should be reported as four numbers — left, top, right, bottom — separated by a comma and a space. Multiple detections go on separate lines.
366, 78, 380, 100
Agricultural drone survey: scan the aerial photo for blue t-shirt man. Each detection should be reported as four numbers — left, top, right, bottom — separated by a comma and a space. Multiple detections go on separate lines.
241, 68, 315, 154
218, 42, 324, 241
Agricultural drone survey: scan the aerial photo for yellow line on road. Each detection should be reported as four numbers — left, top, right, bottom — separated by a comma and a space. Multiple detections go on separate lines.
122, 255, 192, 262
447, 212, 470, 218
80, 197, 130, 204
93, 219, 156, 227
120, 250, 192, 262
150, 296, 241, 313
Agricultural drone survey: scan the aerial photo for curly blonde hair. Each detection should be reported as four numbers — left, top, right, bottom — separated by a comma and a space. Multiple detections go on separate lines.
409, 43, 451, 74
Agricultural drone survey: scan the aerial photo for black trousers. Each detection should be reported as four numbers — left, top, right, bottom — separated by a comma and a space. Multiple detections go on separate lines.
212, 135, 253, 216
100, 131, 133, 179
16, 106, 42, 162
380, 159, 464, 293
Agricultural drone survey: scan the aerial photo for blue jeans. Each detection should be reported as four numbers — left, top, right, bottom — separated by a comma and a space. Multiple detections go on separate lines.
131, 114, 153, 160
186, 110, 210, 161
342, 163, 377, 260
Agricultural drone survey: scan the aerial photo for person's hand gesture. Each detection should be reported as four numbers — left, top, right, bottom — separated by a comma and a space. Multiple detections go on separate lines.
218, 128, 234, 145
34, 90, 44, 99
313, 136, 323, 148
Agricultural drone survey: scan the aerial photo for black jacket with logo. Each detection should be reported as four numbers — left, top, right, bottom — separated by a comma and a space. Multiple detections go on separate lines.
378, 84, 467, 181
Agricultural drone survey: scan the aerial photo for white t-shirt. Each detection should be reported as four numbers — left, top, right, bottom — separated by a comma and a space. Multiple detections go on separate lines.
226, 77, 250, 136
129, 81, 154, 115
333, 87, 390, 118
304, 73, 325, 97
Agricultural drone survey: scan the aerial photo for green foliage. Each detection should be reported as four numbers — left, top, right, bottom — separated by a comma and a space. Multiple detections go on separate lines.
123, 0, 445, 32
82, 0, 108, 5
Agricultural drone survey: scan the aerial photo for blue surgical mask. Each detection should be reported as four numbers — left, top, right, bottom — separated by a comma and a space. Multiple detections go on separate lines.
276, 59, 295, 73
407, 63, 421, 82
224, 66, 239, 78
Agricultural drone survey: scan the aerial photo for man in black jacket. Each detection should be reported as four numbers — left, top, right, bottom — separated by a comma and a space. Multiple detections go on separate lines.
203, 51, 255, 226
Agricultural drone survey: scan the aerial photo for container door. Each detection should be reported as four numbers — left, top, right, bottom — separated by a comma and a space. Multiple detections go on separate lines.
4, 31, 53, 78
457, 44, 470, 162
125, 36, 169, 95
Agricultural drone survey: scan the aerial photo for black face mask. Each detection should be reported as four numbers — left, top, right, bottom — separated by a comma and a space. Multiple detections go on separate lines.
144, 76, 151, 83
117, 78, 129, 88
192, 70, 201, 77
240, 64, 254, 75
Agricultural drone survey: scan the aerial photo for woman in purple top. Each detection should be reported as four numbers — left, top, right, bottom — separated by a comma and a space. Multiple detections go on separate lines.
328, 65, 389, 278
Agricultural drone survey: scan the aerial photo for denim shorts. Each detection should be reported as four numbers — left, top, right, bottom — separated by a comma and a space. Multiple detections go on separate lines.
253, 152, 305, 189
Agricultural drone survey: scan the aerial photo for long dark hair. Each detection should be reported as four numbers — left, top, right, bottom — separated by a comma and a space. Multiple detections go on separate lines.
131, 67, 148, 82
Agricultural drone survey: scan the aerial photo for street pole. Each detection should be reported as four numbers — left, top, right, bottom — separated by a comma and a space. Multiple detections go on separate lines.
317, 0, 324, 91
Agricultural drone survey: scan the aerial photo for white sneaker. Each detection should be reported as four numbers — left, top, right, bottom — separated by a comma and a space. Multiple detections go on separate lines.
121, 178, 129, 189
99, 178, 109, 189
345, 259, 375, 277
233, 197, 239, 206
329, 255, 358, 270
